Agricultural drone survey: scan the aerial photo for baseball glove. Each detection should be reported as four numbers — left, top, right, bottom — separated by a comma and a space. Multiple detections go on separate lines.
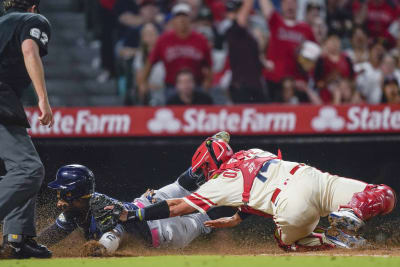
90, 194, 125, 233
81, 240, 107, 257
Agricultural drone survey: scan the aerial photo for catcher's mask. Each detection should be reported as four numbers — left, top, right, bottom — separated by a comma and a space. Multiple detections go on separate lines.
191, 137, 233, 180
48, 164, 95, 202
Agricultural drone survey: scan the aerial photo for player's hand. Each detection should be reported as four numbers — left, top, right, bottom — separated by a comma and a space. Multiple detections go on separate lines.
81, 240, 107, 257
38, 98, 54, 127
204, 216, 241, 229
104, 205, 129, 222
90, 194, 125, 232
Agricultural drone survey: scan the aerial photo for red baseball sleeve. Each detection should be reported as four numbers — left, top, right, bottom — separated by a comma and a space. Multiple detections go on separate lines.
183, 173, 244, 214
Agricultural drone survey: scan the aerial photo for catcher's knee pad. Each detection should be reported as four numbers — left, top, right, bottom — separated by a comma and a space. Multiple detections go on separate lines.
274, 228, 335, 252
345, 184, 396, 221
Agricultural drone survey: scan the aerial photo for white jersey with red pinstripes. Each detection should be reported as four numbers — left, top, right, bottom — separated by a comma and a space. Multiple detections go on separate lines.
183, 148, 286, 215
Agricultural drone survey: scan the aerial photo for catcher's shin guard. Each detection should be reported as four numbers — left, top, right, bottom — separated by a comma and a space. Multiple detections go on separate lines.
343, 184, 396, 221
274, 228, 335, 252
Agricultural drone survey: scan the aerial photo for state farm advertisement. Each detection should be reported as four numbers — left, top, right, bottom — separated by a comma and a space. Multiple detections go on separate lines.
24, 104, 400, 138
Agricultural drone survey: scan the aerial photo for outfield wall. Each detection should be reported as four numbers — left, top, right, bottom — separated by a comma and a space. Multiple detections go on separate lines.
26, 135, 399, 212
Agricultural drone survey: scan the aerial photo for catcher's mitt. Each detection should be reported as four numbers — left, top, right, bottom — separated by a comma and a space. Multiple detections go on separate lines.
81, 240, 107, 257
90, 194, 125, 233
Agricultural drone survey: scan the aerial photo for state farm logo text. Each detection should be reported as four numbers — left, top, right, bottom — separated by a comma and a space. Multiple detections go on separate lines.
147, 108, 296, 133
26, 110, 131, 135
311, 106, 400, 132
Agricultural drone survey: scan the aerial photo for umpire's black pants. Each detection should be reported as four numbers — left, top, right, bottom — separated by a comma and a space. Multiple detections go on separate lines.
0, 123, 44, 237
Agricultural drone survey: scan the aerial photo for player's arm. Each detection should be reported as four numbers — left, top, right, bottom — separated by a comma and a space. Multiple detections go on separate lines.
122, 175, 242, 222
204, 212, 244, 228
36, 214, 77, 247
259, 0, 275, 20
22, 39, 53, 127
20, 16, 53, 127
117, 198, 196, 222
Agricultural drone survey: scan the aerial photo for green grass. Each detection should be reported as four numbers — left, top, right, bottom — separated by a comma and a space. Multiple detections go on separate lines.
1, 256, 400, 267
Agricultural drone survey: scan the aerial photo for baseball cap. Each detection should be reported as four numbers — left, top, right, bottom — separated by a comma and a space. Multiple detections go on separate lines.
300, 41, 321, 61
172, 3, 191, 17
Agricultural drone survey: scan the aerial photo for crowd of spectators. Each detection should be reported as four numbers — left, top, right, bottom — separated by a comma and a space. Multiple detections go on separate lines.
83, 0, 400, 106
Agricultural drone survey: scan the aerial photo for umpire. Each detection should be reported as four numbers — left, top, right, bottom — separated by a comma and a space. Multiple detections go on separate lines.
0, 0, 53, 259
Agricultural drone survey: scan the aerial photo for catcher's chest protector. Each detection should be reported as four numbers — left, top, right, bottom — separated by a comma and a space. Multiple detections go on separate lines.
217, 151, 281, 217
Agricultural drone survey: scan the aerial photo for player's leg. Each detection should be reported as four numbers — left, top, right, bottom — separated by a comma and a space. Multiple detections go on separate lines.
153, 180, 191, 200
273, 170, 360, 251
273, 175, 326, 249
328, 180, 396, 232
274, 198, 321, 247
322, 176, 368, 215
156, 213, 212, 249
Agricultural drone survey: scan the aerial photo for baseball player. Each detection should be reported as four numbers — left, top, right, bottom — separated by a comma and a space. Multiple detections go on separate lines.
105, 134, 396, 251
37, 163, 213, 256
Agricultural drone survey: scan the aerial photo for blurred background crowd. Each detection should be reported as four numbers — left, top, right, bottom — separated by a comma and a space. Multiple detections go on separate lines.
5, 0, 400, 106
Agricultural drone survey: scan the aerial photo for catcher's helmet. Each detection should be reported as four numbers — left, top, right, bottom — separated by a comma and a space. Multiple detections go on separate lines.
192, 133, 233, 180
48, 164, 95, 201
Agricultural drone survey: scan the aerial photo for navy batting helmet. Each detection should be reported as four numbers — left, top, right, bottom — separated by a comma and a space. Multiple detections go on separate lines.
48, 164, 95, 201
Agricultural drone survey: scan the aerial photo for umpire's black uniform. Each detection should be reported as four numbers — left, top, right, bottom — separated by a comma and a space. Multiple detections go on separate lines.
0, 4, 51, 241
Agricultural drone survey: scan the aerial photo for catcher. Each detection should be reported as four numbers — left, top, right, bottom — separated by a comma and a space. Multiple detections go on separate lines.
101, 134, 396, 252
37, 162, 213, 256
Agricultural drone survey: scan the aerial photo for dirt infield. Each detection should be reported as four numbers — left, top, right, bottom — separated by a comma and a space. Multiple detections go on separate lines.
1, 206, 400, 258
9, 226, 395, 258
1, 228, 400, 258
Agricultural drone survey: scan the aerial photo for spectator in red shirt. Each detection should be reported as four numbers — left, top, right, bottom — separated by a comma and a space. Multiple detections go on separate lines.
138, 3, 213, 103
260, 0, 316, 102
315, 34, 355, 103
353, 0, 397, 47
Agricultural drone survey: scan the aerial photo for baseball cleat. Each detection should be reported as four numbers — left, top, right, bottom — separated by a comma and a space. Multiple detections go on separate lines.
1, 235, 52, 259
325, 227, 367, 249
328, 209, 365, 232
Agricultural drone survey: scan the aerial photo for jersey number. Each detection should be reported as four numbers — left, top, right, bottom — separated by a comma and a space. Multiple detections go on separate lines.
30, 28, 48, 45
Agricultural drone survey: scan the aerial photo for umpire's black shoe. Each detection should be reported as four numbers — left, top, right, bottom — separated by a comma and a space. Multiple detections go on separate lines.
1, 235, 52, 259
